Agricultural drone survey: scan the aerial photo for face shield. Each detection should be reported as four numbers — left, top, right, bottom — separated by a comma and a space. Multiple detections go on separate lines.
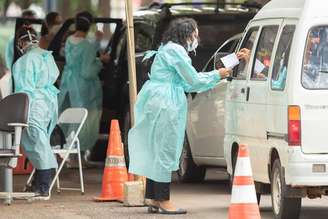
17, 30, 39, 55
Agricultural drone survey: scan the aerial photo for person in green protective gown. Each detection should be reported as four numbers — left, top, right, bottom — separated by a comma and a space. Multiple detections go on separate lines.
13, 26, 59, 199
128, 18, 232, 214
58, 11, 110, 153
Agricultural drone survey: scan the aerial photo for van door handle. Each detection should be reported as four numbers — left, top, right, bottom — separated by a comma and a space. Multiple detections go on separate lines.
246, 87, 250, 101
241, 88, 245, 94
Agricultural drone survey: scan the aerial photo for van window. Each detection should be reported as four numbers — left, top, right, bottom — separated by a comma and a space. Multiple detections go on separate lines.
271, 25, 296, 90
233, 27, 259, 79
251, 26, 279, 80
302, 26, 328, 89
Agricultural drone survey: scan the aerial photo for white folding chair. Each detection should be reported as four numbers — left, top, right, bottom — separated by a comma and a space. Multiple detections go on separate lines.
26, 108, 88, 197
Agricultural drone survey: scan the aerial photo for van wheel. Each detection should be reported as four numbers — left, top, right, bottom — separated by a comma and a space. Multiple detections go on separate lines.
177, 136, 206, 183
271, 159, 301, 219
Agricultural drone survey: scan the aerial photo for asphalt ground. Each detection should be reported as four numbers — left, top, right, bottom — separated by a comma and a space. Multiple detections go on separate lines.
1, 168, 328, 219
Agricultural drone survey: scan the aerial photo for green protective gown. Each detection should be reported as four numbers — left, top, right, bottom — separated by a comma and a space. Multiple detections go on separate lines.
13, 47, 59, 170
58, 36, 103, 152
128, 42, 221, 183
5, 37, 14, 71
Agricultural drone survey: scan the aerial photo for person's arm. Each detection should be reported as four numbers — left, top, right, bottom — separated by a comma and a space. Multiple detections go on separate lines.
168, 45, 230, 93
12, 56, 36, 95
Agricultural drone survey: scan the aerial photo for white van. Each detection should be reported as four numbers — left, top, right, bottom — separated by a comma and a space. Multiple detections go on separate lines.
224, 0, 328, 218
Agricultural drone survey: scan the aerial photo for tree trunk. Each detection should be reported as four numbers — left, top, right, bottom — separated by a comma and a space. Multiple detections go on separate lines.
3, 0, 10, 16
78, 0, 91, 12
59, 0, 71, 19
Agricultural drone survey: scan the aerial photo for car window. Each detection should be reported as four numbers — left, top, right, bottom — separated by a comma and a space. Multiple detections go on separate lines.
204, 56, 214, 72
302, 26, 328, 89
192, 18, 250, 71
271, 25, 295, 90
52, 21, 118, 60
234, 27, 259, 80
251, 26, 279, 81
203, 36, 241, 72
220, 39, 236, 53
134, 22, 154, 53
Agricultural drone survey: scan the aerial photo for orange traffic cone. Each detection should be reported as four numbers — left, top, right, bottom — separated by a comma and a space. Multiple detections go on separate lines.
94, 120, 128, 202
228, 144, 261, 219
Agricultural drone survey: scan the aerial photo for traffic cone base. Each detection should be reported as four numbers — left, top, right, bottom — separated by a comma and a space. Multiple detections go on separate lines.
229, 204, 261, 219
94, 120, 128, 202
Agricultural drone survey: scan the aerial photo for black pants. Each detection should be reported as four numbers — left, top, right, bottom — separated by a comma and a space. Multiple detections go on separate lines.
145, 178, 170, 201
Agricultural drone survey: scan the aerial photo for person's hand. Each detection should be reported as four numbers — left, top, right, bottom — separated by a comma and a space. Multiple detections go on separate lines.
256, 72, 266, 79
100, 52, 110, 64
95, 30, 104, 41
237, 48, 251, 62
218, 68, 232, 79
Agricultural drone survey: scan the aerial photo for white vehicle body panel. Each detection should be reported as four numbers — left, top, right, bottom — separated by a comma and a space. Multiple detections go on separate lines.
225, 0, 328, 187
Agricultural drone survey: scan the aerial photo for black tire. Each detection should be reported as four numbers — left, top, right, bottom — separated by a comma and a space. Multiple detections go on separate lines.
122, 107, 131, 168
229, 147, 238, 188
271, 159, 301, 219
177, 136, 206, 183
256, 192, 261, 205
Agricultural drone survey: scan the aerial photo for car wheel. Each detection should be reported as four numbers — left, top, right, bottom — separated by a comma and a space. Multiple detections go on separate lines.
229, 147, 238, 188
177, 136, 206, 183
122, 107, 130, 168
271, 159, 301, 219
256, 191, 261, 205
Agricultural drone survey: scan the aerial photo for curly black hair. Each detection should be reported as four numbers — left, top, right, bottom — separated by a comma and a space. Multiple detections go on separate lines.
75, 11, 93, 32
162, 18, 198, 50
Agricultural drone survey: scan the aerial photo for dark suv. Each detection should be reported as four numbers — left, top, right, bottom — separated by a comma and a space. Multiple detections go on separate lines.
13, 2, 260, 163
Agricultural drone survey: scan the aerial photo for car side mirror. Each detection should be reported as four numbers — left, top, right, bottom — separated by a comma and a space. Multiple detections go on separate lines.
214, 52, 230, 70
214, 52, 233, 82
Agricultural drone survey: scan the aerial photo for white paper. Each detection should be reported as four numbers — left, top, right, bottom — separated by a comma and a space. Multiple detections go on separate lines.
254, 59, 265, 74
220, 53, 240, 69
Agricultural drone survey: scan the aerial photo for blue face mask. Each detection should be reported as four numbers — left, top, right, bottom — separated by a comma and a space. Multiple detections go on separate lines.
187, 38, 199, 54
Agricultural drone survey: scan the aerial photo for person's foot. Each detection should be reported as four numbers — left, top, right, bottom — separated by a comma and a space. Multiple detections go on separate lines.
158, 200, 187, 215
145, 199, 159, 213
35, 169, 52, 201
24, 184, 39, 193
33, 191, 50, 201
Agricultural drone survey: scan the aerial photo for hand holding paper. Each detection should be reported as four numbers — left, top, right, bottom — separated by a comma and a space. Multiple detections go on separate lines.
220, 53, 240, 69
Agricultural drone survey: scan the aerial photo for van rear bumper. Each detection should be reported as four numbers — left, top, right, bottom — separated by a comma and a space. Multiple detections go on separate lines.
286, 147, 328, 186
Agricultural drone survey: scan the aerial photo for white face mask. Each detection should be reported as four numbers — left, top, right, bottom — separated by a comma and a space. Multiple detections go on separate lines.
187, 37, 198, 54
